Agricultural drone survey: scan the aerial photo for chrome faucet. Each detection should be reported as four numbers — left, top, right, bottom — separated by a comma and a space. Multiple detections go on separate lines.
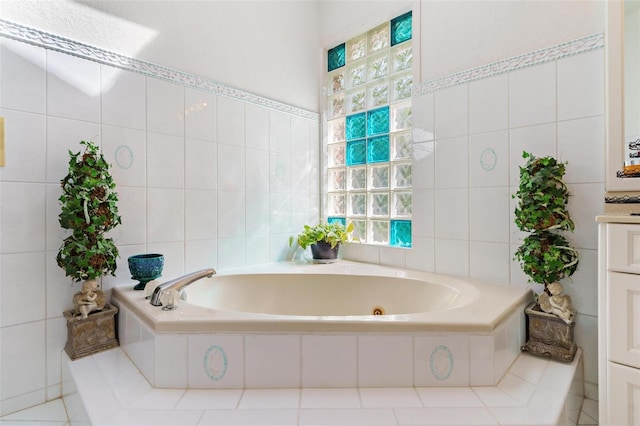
149, 268, 216, 307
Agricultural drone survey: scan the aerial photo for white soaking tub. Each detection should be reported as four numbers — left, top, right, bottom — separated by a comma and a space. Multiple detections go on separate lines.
112, 261, 531, 389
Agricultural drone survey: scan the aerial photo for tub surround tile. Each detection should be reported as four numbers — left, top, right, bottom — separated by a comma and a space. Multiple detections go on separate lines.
469, 241, 510, 284
245, 103, 270, 150
434, 188, 469, 240
45, 116, 100, 184
269, 110, 292, 154
434, 238, 469, 277
358, 335, 413, 387
101, 65, 146, 130
217, 96, 245, 146
301, 335, 357, 388
1, 182, 46, 254
186, 138, 217, 190
187, 334, 244, 389
469, 187, 510, 243
102, 125, 147, 187
469, 74, 509, 134
411, 141, 435, 189
509, 61, 556, 128
1, 252, 46, 327
218, 143, 246, 191
0, 321, 46, 401
469, 335, 496, 386
146, 78, 184, 137
147, 132, 185, 188
557, 49, 605, 121
468, 130, 509, 188
245, 335, 301, 389
411, 91, 434, 142
434, 83, 468, 139
0, 38, 46, 114
558, 116, 605, 184
434, 136, 469, 189
185, 87, 217, 142
508, 122, 557, 187
154, 334, 187, 389
46, 50, 100, 123
414, 335, 470, 387
108, 186, 146, 245
0, 109, 46, 182
185, 189, 218, 240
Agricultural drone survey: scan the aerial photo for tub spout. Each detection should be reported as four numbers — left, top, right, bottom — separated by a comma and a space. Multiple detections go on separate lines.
150, 268, 216, 307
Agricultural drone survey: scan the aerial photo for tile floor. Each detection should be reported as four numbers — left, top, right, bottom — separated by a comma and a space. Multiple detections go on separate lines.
0, 394, 599, 425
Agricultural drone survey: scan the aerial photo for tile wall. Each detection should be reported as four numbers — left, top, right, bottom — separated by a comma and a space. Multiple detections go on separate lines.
0, 37, 319, 415
344, 47, 605, 394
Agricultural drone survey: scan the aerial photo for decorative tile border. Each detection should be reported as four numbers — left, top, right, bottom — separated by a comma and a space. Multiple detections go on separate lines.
0, 19, 319, 120
414, 32, 604, 96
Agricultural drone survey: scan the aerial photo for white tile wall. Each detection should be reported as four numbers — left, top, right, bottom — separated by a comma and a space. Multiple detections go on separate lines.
0, 38, 319, 414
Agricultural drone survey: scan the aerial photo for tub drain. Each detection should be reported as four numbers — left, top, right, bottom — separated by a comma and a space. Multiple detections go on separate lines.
372, 306, 385, 315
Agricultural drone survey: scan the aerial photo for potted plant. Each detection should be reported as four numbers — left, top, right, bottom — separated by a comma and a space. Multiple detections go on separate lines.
513, 151, 580, 362
289, 221, 357, 261
57, 140, 121, 359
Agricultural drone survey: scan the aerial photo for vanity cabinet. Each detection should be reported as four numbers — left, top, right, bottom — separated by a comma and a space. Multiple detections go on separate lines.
598, 217, 640, 424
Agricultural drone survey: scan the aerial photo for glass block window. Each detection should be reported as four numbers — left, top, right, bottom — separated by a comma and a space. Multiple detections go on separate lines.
325, 11, 413, 248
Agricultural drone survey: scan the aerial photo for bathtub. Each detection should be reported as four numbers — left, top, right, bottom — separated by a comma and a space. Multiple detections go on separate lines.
112, 261, 531, 389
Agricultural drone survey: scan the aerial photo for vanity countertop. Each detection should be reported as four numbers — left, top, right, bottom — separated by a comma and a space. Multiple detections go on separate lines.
596, 214, 640, 224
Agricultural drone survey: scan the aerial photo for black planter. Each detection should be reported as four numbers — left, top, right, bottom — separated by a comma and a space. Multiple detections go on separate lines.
310, 242, 339, 260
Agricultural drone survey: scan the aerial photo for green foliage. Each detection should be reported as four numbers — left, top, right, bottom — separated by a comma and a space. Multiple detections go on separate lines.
514, 232, 579, 285
57, 141, 121, 282
289, 222, 357, 250
513, 151, 579, 290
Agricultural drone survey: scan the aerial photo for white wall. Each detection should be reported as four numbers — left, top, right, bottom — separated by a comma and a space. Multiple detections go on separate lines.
0, 36, 319, 414
0, 0, 322, 111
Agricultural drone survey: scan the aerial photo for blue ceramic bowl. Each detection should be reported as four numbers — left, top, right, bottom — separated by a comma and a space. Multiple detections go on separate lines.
128, 254, 164, 290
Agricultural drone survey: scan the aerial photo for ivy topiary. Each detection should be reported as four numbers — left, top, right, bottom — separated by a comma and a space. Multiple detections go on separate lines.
56, 141, 121, 282
513, 152, 579, 295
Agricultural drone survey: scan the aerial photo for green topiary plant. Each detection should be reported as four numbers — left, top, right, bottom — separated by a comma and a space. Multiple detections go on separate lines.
513, 152, 579, 297
56, 140, 121, 283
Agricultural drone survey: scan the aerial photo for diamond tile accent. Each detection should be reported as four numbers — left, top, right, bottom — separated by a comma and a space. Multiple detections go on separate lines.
346, 113, 367, 141
390, 219, 412, 247
367, 106, 390, 136
367, 135, 390, 164
346, 139, 367, 166
391, 11, 412, 46
328, 43, 346, 71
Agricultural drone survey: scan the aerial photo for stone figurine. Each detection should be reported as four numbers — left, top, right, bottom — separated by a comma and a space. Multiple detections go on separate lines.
538, 282, 576, 324
72, 279, 106, 320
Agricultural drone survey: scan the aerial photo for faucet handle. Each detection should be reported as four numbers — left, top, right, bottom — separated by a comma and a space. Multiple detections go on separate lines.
161, 289, 179, 310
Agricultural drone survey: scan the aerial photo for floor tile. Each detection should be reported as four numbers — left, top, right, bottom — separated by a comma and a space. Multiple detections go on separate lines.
127, 388, 185, 409
416, 387, 484, 407
507, 353, 549, 384
300, 388, 360, 408
199, 409, 298, 425
394, 407, 498, 425
581, 398, 598, 422
359, 388, 422, 408
472, 386, 522, 407
175, 389, 242, 410
299, 408, 397, 425
0, 399, 67, 422
237, 389, 300, 409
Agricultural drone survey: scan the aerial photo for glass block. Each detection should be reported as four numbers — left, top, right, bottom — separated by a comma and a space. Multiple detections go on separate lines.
348, 167, 367, 190
391, 132, 412, 160
393, 163, 412, 189
328, 216, 346, 226
369, 192, 389, 217
368, 165, 389, 189
328, 168, 345, 191
348, 193, 367, 216
347, 60, 367, 88
367, 80, 389, 108
367, 52, 389, 81
391, 43, 413, 74
390, 220, 412, 247
367, 135, 390, 163
369, 220, 389, 244
351, 219, 367, 243
328, 93, 345, 119
328, 143, 345, 167
391, 72, 412, 102
347, 34, 367, 63
328, 69, 345, 95
346, 139, 366, 166
390, 102, 412, 132
391, 11, 413, 46
345, 112, 366, 141
367, 106, 390, 136
328, 43, 346, 71
346, 88, 366, 114
328, 118, 345, 143
368, 22, 389, 54
328, 193, 346, 216
392, 192, 412, 216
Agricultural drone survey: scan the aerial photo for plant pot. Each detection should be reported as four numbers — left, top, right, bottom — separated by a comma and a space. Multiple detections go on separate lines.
521, 302, 577, 362
64, 303, 119, 360
310, 242, 339, 260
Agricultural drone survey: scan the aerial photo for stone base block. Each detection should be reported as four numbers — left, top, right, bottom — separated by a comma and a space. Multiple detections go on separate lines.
64, 303, 119, 360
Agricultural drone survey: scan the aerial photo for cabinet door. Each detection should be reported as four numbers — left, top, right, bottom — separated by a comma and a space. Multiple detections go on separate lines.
608, 224, 640, 274
608, 362, 640, 425
609, 272, 640, 368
